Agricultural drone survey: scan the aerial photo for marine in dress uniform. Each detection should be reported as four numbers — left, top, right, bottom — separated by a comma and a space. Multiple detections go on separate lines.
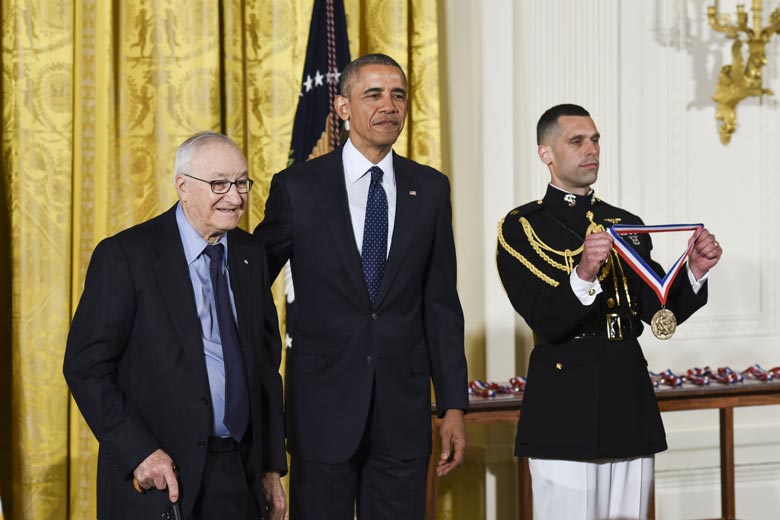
496, 104, 722, 520
498, 185, 706, 459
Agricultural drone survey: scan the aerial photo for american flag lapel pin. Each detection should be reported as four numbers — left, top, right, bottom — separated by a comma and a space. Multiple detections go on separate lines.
409, 190, 417, 196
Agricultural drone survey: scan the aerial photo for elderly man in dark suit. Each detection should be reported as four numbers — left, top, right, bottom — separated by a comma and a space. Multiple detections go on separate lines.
256, 53, 469, 519
64, 132, 287, 520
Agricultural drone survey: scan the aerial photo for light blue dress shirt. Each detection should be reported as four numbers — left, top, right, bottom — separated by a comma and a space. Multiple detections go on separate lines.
175, 203, 239, 438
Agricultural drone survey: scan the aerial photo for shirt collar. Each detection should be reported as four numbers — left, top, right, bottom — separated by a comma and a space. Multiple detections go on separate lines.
175, 202, 229, 266
343, 138, 396, 185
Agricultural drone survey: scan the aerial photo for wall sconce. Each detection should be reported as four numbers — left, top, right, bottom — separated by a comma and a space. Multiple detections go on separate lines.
708, 0, 780, 144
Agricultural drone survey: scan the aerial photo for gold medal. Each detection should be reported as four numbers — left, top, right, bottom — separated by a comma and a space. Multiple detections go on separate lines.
608, 223, 703, 341
651, 308, 677, 340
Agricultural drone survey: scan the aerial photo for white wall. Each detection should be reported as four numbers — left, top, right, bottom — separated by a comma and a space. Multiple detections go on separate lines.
444, 0, 780, 517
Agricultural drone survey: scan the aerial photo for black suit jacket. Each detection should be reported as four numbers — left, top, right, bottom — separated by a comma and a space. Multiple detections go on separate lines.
256, 147, 468, 463
63, 205, 286, 519
497, 186, 707, 460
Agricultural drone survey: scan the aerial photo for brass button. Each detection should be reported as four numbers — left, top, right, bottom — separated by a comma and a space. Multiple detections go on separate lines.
588, 288, 596, 296
555, 362, 563, 370
607, 297, 616, 308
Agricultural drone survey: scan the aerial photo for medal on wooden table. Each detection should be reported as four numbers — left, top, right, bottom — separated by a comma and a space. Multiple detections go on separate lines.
607, 223, 704, 340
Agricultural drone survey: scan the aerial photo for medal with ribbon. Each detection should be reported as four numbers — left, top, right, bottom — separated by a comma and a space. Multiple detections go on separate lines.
607, 223, 704, 340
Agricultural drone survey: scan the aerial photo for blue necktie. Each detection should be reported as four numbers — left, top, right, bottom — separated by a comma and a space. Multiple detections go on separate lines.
361, 166, 388, 305
203, 244, 249, 441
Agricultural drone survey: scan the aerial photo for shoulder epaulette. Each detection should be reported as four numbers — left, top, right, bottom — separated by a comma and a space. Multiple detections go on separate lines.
497, 200, 560, 288
507, 199, 545, 219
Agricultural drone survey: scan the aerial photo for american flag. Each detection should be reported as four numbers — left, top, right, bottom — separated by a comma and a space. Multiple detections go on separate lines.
285, 0, 350, 350
288, 0, 350, 165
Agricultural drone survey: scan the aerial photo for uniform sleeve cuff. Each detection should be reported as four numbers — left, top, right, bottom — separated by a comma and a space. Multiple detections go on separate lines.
570, 266, 602, 305
687, 263, 709, 294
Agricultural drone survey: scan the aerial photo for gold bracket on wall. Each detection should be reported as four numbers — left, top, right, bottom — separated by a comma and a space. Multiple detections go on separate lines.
708, 0, 780, 144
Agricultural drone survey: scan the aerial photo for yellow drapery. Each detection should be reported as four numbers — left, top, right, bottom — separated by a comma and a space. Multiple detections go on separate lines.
0, 0, 448, 518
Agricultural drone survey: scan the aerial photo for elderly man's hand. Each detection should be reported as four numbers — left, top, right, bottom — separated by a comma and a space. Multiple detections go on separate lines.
261, 471, 288, 520
132, 448, 179, 502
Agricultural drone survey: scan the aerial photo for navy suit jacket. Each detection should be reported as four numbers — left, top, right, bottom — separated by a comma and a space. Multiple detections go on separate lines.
256, 147, 468, 463
64, 206, 286, 519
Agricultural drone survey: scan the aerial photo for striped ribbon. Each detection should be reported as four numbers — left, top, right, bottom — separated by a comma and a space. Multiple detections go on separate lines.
607, 223, 703, 305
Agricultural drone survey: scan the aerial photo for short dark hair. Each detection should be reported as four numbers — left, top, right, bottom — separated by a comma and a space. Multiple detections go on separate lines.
339, 53, 407, 96
536, 104, 591, 145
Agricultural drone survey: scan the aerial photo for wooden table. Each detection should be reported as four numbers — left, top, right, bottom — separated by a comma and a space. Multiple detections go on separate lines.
427, 378, 780, 520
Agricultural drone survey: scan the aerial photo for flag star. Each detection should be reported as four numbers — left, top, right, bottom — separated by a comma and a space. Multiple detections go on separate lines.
304, 74, 314, 92
314, 70, 324, 87
285, 333, 293, 348
333, 69, 341, 83
326, 70, 336, 84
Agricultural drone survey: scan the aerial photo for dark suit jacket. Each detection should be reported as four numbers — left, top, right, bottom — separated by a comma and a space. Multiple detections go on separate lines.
63, 205, 286, 519
496, 186, 707, 460
256, 147, 468, 463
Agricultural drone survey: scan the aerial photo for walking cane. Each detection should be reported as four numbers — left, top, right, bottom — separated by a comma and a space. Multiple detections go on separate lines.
169, 498, 182, 520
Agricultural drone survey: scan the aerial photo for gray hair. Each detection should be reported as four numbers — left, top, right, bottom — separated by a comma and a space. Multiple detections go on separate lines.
173, 131, 239, 181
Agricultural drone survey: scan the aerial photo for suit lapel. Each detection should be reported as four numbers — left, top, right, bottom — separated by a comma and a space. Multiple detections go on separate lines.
151, 208, 204, 366
374, 154, 419, 307
317, 152, 370, 302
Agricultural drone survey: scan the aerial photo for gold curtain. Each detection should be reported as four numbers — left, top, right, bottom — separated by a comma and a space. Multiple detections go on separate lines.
0, 0, 446, 519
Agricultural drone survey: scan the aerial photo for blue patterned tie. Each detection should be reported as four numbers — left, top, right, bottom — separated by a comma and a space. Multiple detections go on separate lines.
203, 244, 249, 442
361, 166, 388, 306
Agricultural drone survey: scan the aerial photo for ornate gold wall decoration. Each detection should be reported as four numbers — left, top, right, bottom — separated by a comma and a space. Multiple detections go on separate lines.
708, 0, 780, 144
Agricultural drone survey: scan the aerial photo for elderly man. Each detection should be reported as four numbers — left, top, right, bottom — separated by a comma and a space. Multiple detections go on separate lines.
64, 132, 287, 520
256, 53, 469, 519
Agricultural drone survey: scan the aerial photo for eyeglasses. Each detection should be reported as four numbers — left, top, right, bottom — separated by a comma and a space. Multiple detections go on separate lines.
182, 174, 254, 194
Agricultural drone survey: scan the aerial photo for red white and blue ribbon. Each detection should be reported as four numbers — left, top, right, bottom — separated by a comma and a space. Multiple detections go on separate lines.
468, 377, 527, 398
607, 223, 703, 305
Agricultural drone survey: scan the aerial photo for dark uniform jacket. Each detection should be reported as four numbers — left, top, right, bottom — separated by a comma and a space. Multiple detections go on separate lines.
496, 185, 707, 460
63, 206, 286, 519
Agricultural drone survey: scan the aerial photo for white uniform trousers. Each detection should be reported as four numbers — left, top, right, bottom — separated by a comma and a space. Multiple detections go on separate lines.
529, 456, 654, 520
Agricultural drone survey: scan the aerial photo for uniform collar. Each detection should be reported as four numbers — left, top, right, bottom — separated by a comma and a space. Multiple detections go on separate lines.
544, 183, 597, 211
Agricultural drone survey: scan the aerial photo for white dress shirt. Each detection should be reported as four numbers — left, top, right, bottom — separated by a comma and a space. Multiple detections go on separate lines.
342, 138, 397, 257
